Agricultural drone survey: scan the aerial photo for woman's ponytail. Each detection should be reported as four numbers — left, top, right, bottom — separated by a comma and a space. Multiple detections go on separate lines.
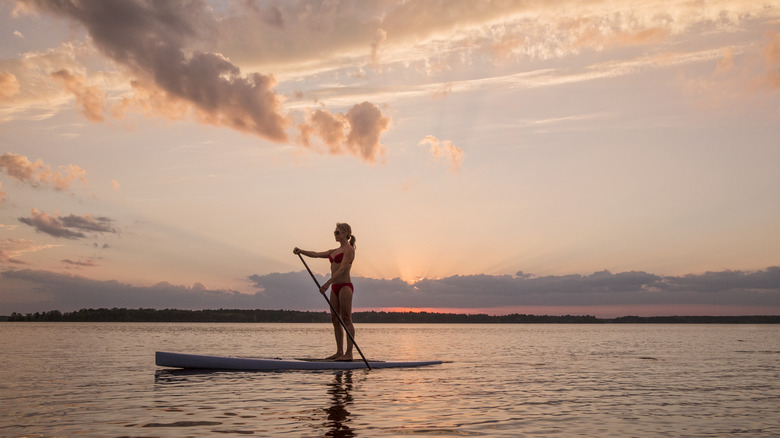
337, 222, 356, 248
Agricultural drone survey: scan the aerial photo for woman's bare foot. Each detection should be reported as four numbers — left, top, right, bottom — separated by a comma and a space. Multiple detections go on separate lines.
334, 354, 353, 361
325, 353, 342, 360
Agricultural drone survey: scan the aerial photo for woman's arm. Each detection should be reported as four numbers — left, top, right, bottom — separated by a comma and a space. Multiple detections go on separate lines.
293, 247, 333, 258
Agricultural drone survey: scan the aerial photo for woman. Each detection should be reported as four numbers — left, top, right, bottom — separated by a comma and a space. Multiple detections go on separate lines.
294, 223, 356, 361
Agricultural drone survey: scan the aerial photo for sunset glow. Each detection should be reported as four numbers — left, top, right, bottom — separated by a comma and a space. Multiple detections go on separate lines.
1, 0, 779, 316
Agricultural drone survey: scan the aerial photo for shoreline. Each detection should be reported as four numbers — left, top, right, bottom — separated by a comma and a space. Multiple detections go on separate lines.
4, 309, 779, 324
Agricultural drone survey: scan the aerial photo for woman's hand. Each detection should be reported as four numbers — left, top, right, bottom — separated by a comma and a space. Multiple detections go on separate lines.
293, 247, 301, 255
320, 283, 329, 295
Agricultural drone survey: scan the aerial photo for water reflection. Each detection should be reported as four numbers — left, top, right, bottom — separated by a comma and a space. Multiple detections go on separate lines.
154, 368, 213, 384
153, 369, 357, 436
323, 370, 355, 437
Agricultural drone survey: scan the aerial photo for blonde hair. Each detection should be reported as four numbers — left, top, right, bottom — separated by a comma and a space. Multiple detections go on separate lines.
336, 222, 356, 248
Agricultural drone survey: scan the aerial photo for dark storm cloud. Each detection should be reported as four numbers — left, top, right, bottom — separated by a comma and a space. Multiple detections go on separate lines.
28, 0, 289, 142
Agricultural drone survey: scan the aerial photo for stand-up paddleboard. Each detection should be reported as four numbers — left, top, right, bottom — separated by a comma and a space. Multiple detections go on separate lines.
156, 351, 442, 371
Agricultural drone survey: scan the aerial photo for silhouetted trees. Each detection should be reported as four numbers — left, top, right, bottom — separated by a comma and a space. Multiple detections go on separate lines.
5, 308, 779, 323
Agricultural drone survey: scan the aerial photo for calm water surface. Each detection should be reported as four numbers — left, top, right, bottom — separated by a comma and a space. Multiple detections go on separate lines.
1, 323, 778, 437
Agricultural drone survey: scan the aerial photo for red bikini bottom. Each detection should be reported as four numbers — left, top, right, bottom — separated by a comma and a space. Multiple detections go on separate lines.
331, 283, 354, 297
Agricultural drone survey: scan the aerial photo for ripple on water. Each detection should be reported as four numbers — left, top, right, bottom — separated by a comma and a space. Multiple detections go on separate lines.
1, 323, 779, 437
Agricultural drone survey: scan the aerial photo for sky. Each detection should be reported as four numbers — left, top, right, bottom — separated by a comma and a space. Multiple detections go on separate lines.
1, 0, 779, 317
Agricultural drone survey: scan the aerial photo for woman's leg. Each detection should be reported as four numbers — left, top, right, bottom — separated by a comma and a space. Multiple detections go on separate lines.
336, 286, 354, 360
328, 290, 344, 359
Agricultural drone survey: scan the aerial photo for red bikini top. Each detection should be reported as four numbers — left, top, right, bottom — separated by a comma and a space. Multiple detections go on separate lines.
328, 252, 351, 264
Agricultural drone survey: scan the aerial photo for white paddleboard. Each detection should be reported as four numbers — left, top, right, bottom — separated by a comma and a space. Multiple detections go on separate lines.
156, 351, 442, 370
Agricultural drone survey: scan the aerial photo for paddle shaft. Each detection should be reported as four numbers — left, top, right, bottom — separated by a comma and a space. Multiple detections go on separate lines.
297, 253, 371, 370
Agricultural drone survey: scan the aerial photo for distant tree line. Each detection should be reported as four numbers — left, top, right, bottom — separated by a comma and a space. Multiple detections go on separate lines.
7, 308, 329, 323
353, 311, 601, 324
5, 308, 779, 323
608, 315, 780, 324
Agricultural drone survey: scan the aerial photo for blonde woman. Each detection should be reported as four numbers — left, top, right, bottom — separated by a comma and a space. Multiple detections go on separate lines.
294, 223, 356, 361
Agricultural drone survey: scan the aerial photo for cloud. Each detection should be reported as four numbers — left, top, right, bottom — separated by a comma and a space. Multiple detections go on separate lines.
1, 269, 255, 313
50, 69, 106, 122
571, 21, 669, 51
419, 135, 464, 172
431, 83, 452, 100
715, 47, 735, 74
0, 250, 24, 265
0, 39, 99, 122
3, 266, 777, 315
298, 102, 391, 163
0, 181, 6, 204
0, 239, 60, 265
0, 71, 20, 100
13, 0, 778, 159
18, 210, 85, 239
364, 0, 775, 72
345, 102, 391, 161
218, 1, 393, 67
18, 209, 116, 240
761, 31, 780, 89
250, 267, 779, 311
62, 258, 99, 268
248, 272, 336, 310
370, 28, 388, 69
386, 268, 780, 309
60, 214, 116, 233
27, 0, 290, 143
298, 109, 347, 153
204, 0, 779, 76
0, 153, 88, 191
109, 79, 192, 121
22, 0, 397, 161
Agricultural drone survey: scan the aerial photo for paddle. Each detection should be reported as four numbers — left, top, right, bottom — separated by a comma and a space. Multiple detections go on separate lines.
297, 253, 372, 370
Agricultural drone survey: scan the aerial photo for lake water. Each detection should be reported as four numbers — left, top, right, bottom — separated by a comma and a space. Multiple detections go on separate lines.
1, 323, 778, 437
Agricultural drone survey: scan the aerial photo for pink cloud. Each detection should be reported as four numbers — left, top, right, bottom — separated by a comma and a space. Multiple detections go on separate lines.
762, 31, 780, 89
298, 102, 391, 163
0, 238, 59, 265
0, 72, 20, 100
0, 153, 87, 191
715, 47, 735, 74
50, 69, 106, 122
419, 135, 464, 172
0, 249, 26, 265
431, 83, 453, 100
28, 0, 290, 143
345, 102, 391, 162
370, 28, 388, 69
110, 79, 193, 122
299, 109, 347, 154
